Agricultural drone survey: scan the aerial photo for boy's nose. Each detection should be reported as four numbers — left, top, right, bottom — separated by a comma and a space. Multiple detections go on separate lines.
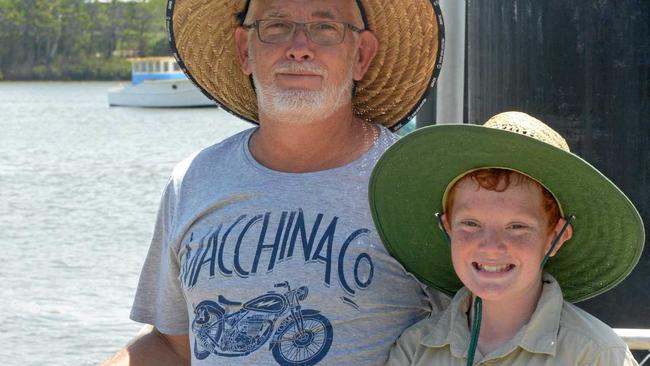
478, 230, 507, 252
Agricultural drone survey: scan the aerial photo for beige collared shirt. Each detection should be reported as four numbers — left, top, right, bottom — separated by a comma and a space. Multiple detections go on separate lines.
386, 274, 638, 365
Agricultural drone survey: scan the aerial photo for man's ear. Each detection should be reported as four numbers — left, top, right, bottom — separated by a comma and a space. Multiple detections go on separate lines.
234, 27, 253, 75
546, 218, 574, 256
353, 31, 379, 81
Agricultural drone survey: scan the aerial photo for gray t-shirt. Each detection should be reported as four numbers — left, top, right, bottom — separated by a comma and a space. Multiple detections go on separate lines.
131, 126, 447, 365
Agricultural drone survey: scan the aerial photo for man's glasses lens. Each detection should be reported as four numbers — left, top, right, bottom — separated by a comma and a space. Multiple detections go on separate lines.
257, 20, 347, 45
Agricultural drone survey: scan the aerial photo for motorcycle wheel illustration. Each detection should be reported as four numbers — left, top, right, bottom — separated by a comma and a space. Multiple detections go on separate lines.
271, 313, 333, 366
192, 300, 225, 360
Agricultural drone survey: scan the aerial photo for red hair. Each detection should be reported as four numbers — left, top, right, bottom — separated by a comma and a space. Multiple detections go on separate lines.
445, 169, 561, 231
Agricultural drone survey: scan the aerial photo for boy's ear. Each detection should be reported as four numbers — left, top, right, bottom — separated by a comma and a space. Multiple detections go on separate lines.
441, 213, 452, 233
547, 218, 574, 256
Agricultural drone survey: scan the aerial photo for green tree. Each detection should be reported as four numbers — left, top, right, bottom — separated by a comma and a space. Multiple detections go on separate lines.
0, 0, 169, 80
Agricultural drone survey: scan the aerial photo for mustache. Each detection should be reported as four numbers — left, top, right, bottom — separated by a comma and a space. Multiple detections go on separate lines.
273, 62, 326, 76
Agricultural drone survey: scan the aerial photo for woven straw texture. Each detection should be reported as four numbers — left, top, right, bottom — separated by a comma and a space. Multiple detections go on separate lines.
485, 111, 570, 152
168, 0, 442, 129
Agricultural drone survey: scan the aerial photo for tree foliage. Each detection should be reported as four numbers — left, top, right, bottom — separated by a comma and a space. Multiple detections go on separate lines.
0, 0, 168, 80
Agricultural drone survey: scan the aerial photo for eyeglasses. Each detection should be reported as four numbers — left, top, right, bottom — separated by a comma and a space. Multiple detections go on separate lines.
243, 19, 364, 46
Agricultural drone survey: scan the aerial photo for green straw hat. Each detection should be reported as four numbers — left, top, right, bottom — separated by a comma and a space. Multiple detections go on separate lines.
369, 111, 645, 303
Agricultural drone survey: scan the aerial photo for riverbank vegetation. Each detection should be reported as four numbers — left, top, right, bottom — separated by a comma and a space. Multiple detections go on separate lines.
0, 0, 168, 80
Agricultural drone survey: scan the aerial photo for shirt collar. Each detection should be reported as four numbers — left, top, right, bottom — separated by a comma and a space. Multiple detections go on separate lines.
420, 273, 564, 360
420, 286, 473, 358
516, 273, 563, 356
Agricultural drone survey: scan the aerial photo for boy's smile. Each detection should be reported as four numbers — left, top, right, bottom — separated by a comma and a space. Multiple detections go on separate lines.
443, 177, 566, 305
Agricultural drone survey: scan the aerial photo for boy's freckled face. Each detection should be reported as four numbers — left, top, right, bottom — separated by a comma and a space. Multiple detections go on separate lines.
446, 179, 556, 303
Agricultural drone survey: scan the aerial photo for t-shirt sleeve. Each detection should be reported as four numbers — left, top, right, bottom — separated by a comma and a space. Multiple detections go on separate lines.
130, 178, 188, 335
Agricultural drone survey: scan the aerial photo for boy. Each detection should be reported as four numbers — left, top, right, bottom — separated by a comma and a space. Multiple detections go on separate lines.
369, 112, 644, 365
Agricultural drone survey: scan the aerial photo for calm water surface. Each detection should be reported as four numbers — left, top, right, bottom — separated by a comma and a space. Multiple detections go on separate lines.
0, 82, 249, 365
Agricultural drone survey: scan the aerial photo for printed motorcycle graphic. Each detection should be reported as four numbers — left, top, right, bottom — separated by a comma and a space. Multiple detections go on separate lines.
192, 281, 333, 365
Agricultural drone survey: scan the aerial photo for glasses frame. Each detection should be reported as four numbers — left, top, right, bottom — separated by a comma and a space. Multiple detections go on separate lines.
243, 19, 364, 46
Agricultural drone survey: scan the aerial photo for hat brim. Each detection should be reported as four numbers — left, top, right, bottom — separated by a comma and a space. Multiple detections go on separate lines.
369, 124, 645, 302
166, 0, 444, 131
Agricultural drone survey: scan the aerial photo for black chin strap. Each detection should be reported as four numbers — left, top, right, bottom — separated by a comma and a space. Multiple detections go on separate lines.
354, 0, 370, 29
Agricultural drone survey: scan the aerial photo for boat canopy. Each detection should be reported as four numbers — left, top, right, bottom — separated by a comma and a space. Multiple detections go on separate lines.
127, 56, 186, 85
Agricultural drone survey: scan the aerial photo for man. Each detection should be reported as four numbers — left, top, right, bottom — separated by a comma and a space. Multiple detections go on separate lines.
104, 0, 444, 364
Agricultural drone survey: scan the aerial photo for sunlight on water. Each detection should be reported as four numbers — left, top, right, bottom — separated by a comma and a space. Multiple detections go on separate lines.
0, 82, 250, 365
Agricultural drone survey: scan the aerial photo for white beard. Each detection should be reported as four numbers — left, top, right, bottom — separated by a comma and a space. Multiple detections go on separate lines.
250, 58, 355, 124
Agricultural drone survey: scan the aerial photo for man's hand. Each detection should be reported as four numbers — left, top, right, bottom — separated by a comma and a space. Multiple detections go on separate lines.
101, 325, 190, 366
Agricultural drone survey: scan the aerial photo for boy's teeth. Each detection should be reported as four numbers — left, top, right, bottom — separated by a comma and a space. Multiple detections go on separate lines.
477, 263, 511, 272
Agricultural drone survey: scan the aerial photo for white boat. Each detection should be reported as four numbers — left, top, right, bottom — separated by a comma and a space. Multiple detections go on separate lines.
108, 56, 216, 108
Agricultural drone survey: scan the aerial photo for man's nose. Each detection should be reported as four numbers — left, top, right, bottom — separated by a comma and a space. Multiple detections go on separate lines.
286, 28, 315, 61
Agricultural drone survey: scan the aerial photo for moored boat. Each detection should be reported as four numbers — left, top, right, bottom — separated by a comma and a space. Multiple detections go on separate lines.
108, 56, 216, 108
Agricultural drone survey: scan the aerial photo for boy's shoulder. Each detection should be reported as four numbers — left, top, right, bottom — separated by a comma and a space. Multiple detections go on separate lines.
559, 300, 628, 349
402, 309, 448, 340
397, 287, 467, 347
554, 301, 637, 365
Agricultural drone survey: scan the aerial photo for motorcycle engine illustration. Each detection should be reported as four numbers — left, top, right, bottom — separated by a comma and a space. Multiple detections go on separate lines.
221, 314, 274, 353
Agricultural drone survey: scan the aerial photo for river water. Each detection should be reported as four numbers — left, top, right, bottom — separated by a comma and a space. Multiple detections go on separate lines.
0, 82, 250, 365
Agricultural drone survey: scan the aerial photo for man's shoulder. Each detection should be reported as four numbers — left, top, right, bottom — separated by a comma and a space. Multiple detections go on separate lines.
187, 127, 253, 163
170, 127, 253, 179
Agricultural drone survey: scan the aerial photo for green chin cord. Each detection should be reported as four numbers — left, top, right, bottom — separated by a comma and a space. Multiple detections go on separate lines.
435, 213, 574, 366
540, 215, 575, 269
434, 212, 451, 245
466, 296, 483, 366
435, 213, 481, 366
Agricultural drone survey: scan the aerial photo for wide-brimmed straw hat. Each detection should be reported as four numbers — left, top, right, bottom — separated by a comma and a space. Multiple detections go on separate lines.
166, 0, 444, 131
369, 111, 645, 302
